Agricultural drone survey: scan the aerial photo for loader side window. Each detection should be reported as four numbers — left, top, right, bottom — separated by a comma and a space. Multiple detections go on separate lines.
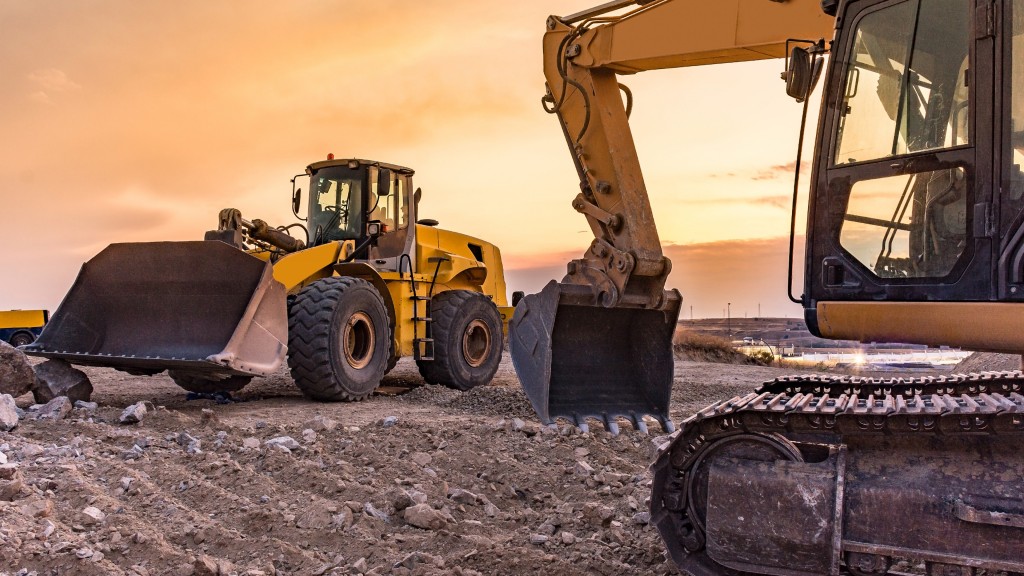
834, 0, 971, 165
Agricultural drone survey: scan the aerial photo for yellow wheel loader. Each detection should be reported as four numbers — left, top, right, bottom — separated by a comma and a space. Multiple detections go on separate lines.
511, 0, 1024, 573
25, 158, 511, 399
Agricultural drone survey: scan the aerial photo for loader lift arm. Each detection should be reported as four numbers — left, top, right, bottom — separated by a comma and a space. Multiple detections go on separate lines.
509, 0, 833, 431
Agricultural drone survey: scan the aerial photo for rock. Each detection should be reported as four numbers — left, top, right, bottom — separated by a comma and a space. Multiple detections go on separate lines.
80, 506, 106, 526
265, 436, 300, 451
512, 418, 526, 432
0, 475, 26, 501
73, 400, 98, 413
122, 445, 145, 460
393, 489, 428, 511
351, 558, 368, 574
395, 552, 444, 570
241, 437, 261, 450
574, 460, 595, 476
0, 463, 17, 480
120, 402, 147, 424
404, 503, 447, 530
529, 534, 549, 545
0, 451, 5, 465
331, 507, 354, 529
381, 415, 398, 427
36, 396, 72, 420
0, 394, 18, 431
32, 360, 93, 404
20, 498, 54, 518
363, 501, 389, 522
560, 531, 576, 545
120, 477, 133, 491
583, 502, 615, 527
308, 414, 338, 432
301, 428, 317, 444
448, 488, 480, 506
633, 511, 651, 525
0, 341, 35, 398
193, 554, 234, 576
409, 452, 432, 467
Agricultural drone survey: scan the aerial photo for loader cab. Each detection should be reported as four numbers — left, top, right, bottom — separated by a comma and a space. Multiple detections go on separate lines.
305, 159, 416, 271
804, 0, 1024, 349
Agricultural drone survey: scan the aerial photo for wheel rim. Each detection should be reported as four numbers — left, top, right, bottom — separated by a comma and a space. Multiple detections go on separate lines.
462, 319, 491, 368
343, 312, 375, 369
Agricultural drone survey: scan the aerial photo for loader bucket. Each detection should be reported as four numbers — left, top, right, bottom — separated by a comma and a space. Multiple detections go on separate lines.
23, 241, 287, 378
509, 280, 681, 434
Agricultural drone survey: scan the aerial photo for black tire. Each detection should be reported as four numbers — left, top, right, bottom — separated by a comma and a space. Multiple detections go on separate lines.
8, 332, 35, 348
416, 290, 502, 391
288, 277, 390, 401
168, 371, 252, 393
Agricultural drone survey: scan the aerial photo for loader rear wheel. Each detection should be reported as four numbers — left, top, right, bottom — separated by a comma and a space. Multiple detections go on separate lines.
416, 290, 502, 391
288, 277, 390, 401
168, 371, 252, 393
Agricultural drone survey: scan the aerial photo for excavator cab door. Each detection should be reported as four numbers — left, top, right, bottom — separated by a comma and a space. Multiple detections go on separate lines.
804, 0, 999, 343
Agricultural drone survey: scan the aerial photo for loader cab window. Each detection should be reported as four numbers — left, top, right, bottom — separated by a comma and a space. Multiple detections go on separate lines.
308, 166, 365, 244
368, 167, 413, 260
1005, 1, 1024, 231
832, 0, 972, 279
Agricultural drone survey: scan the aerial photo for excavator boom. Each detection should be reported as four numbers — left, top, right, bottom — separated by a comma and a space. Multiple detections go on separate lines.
510, 0, 832, 431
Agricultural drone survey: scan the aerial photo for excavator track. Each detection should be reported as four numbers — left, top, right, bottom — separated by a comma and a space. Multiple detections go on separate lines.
650, 371, 1024, 576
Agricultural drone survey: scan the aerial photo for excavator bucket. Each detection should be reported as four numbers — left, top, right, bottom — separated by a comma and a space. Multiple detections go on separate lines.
23, 241, 287, 379
509, 280, 681, 434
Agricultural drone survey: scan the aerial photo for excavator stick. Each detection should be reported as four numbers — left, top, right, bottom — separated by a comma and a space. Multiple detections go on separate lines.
23, 241, 287, 379
510, 280, 681, 434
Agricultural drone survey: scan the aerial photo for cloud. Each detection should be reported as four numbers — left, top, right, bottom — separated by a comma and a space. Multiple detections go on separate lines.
27, 68, 80, 104
711, 160, 809, 181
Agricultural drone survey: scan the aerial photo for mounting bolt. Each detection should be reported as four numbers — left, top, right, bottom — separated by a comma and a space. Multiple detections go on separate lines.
596, 180, 612, 194
567, 44, 582, 58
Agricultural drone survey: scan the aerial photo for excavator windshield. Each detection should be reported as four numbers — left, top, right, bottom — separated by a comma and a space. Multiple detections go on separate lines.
308, 165, 366, 245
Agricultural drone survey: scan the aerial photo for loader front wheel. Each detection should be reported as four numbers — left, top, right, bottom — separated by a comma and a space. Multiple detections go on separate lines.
416, 290, 502, 391
288, 277, 390, 401
168, 371, 252, 393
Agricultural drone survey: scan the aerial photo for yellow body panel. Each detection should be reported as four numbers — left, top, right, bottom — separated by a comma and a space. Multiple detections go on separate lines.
817, 301, 1024, 355
269, 241, 352, 293
0, 309, 48, 330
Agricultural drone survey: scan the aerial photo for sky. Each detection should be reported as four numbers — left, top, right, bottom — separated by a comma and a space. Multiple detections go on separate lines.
0, 0, 821, 319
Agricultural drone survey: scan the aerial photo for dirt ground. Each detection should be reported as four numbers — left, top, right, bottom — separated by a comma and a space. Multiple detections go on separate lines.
0, 354, 936, 576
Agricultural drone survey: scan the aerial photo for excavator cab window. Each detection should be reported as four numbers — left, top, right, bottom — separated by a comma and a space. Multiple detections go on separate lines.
831, 0, 972, 279
308, 165, 365, 245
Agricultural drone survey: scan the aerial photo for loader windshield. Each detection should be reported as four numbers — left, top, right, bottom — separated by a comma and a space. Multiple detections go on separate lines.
308, 166, 365, 244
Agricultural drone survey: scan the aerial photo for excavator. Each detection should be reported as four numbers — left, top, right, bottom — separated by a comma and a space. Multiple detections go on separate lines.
509, 0, 1024, 573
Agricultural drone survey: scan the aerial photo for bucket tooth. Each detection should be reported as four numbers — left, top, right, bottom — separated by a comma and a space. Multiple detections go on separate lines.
510, 280, 681, 433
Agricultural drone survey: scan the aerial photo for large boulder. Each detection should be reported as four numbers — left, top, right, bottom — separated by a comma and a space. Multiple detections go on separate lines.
0, 341, 35, 398
33, 360, 93, 404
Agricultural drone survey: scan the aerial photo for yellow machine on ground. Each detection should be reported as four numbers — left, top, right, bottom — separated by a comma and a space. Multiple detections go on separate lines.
0, 309, 49, 347
26, 158, 510, 399
511, 0, 1024, 574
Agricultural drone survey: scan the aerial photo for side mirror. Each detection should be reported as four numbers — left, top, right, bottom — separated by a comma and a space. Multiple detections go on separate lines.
783, 45, 824, 103
377, 168, 392, 197
784, 46, 812, 102
292, 188, 303, 218
414, 187, 422, 205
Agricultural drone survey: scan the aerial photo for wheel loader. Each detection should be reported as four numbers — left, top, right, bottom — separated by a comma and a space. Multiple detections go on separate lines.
510, 0, 1024, 574
24, 157, 511, 399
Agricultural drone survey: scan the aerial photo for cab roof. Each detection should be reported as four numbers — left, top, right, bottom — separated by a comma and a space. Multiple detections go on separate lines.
306, 158, 415, 175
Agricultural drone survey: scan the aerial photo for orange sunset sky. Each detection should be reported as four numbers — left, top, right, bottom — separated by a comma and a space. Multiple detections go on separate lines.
1, 1, 819, 319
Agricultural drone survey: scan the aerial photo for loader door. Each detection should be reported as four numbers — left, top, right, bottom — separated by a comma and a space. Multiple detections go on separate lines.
997, 0, 1024, 298
368, 168, 415, 270
806, 0, 995, 310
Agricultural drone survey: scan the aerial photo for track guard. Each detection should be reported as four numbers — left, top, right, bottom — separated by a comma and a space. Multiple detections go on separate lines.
509, 280, 680, 433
